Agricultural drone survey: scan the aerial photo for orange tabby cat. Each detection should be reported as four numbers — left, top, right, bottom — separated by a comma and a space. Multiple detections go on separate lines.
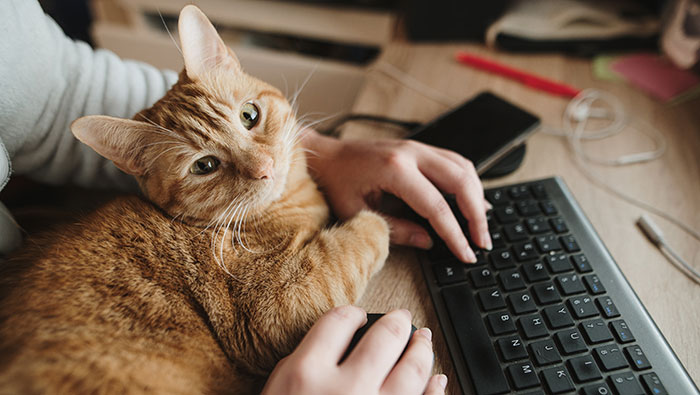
0, 6, 389, 394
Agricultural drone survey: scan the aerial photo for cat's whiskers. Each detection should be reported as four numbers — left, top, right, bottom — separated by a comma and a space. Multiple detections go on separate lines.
221, 201, 243, 256
236, 204, 254, 253
288, 65, 317, 113
212, 198, 243, 277
169, 212, 185, 225
158, 9, 183, 56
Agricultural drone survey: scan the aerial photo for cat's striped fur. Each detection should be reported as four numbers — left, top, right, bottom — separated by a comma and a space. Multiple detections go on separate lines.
0, 6, 389, 394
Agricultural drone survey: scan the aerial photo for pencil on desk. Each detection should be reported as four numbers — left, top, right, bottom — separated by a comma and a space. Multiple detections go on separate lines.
455, 51, 582, 98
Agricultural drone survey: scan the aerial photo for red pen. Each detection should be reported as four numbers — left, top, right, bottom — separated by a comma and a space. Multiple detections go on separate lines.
455, 51, 581, 98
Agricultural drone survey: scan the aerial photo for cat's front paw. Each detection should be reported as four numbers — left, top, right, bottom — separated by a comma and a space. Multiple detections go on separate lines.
350, 210, 390, 272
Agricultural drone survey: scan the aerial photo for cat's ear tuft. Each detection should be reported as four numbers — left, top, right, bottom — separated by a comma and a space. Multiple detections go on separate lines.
71, 116, 152, 176
178, 5, 241, 81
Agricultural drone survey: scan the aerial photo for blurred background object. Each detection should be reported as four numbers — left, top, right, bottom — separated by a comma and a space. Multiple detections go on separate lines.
662, 0, 700, 70
89, 0, 399, 125
38, 0, 697, 122
483, 0, 660, 56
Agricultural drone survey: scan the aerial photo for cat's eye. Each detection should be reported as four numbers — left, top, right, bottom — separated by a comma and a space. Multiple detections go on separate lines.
190, 155, 220, 175
240, 102, 260, 130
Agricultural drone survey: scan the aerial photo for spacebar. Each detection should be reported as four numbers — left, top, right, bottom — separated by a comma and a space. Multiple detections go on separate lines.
442, 285, 510, 395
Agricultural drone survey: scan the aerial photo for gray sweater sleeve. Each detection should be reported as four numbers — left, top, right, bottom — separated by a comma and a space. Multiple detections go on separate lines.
0, 0, 178, 190
0, 0, 177, 254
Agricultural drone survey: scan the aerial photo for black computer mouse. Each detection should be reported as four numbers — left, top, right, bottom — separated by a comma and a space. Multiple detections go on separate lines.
339, 313, 418, 363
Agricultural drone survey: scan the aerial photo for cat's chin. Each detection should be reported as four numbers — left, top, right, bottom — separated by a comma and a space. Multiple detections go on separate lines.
263, 176, 287, 205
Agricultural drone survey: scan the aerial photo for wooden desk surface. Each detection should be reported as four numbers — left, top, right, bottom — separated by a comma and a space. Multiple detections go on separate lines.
348, 43, 700, 394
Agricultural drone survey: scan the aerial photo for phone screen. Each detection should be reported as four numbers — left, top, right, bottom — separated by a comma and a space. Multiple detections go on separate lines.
408, 92, 540, 173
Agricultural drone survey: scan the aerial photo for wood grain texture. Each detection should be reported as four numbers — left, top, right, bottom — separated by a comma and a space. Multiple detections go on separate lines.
349, 43, 700, 394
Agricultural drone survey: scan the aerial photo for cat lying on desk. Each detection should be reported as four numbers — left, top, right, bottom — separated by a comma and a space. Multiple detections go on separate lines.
0, 5, 389, 394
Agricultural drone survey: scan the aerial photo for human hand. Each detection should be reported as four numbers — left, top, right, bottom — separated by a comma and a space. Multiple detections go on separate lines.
262, 306, 446, 395
302, 130, 491, 263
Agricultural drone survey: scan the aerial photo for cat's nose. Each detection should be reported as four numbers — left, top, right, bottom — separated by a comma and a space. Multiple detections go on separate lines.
252, 156, 274, 180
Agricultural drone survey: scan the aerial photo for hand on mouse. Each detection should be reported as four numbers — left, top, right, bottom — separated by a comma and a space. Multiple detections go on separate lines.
302, 129, 491, 263
262, 306, 447, 395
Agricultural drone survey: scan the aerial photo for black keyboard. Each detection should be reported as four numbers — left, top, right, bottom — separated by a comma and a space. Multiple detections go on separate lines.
418, 177, 698, 395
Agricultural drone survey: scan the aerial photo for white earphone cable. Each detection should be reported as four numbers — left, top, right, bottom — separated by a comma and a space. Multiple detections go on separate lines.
559, 89, 699, 283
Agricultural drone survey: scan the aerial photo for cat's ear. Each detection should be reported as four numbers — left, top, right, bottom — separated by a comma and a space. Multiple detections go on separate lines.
71, 116, 153, 176
178, 5, 241, 81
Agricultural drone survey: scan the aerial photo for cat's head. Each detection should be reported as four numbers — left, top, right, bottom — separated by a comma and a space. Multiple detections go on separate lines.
71, 5, 304, 226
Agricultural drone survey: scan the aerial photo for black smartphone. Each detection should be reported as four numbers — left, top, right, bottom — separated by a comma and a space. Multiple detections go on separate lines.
407, 92, 540, 175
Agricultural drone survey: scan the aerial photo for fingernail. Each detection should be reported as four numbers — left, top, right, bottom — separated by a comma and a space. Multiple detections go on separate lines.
485, 201, 493, 210
398, 309, 412, 320
463, 248, 477, 263
410, 233, 433, 249
418, 327, 432, 341
438, 374, 448, 389
482, 231, 493, 251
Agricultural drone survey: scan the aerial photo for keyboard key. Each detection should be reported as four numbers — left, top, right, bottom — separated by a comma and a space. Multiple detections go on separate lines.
504, 223, 529, 242
641, 372, 668, 395
609, 372, 644, 395
596, 296, 620, 318
550, 217, 568, 233
519, 313, 548, 339
441, 285, 510, 395
490, 248, 516, 270
487, 312, 517, 335
624, 345, 651, 370
513, 242, 539, 261
582, 383, 612, 395
584, 274, 606, 294
470, 267, 496, 288
560, 235, 580, 252
508, 291, 537, 315
495, 206, 519, 224
522, 261, 549, 283
580, 318, 614, 344
499, 269, 526, 291
487, 214, 498, 230
517, 200, 541, 216
432, 262, 466, 285
554, 328, 587, 355
532, 282, 562, 305
535, 234, 562, 253
478, 288, 506, 311
544, 253, 573, 273
610, 319, 635, 343
539, 200, 558, 215
490, 230, 506, 248
427, 242, 453, 261
568, 295, 598, 319
531, 183, 548, 199
473, 249, 487, 265
507, 362, 540, 390
543, 304, 574, 329
540, 365, 575, 394
529, 339, 561, 366
497, 335, 528, 362
594, 344, 628, 371
556, 273, 586, 295
568, 355, 602, 383
508, 185, 531, 200
571, 253, 592, 273
486, 189, 508, 206
525, 217, 551, 234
